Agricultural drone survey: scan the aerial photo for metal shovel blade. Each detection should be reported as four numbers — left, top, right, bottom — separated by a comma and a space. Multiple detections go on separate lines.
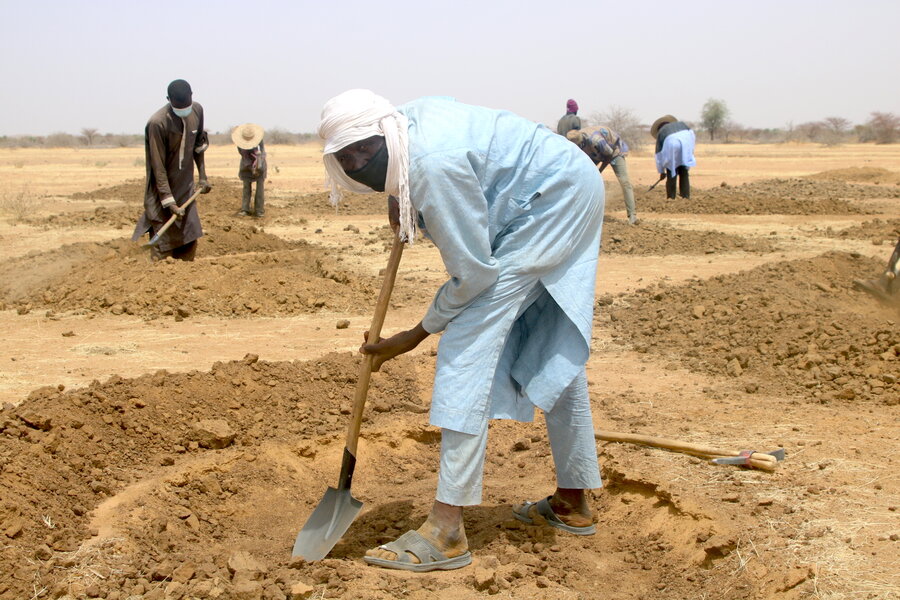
291, 486, 362, 561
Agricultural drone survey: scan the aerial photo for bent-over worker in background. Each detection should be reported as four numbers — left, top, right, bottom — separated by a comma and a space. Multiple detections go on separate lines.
318, 89, 605, 572
650, 114, 696, 200
556, 98, 581, 136
232, 123, 267, 218
132, 79, 211, 261
567, 126, 638, 224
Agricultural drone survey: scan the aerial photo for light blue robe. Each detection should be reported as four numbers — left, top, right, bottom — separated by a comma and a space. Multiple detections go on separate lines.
398, 97, 605, 435
655, 129, 697, 175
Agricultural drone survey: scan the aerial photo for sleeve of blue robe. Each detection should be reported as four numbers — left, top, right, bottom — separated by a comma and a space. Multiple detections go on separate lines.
412, 152, 501, 334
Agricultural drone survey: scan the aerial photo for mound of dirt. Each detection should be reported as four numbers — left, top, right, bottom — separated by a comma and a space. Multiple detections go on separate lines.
812, 217, 900, 242
601, 217, 777, 255
0, 352, 426, 600
70, 180, 147, 202
639, 178, 897, 215
26, 204, 141, 230
33, 179, 253, 230
0, 233, 381, 318
34, 178, 405, 234
806, 167, 900, 186
606, 252, 899, 404
276, 191, 389, 217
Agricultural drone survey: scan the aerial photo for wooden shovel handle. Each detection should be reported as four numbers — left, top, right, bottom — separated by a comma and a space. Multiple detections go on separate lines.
595, 430, 778, 464
345, 234, 404, 455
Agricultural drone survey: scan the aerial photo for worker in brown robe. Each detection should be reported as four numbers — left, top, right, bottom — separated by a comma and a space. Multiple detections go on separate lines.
132, 79, 211, 260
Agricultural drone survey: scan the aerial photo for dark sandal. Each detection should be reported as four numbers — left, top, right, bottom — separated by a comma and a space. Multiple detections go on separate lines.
513, 496, 596, 535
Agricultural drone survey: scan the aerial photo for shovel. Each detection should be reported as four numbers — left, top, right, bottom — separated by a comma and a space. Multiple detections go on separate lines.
292, 233, 405, 561
141, 189, 202, 247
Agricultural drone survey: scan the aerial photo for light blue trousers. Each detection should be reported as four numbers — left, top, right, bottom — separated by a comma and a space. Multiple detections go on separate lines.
436, 368, 602, 506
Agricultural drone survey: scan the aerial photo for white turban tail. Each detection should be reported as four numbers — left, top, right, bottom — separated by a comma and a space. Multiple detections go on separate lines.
318, 89, 416, 243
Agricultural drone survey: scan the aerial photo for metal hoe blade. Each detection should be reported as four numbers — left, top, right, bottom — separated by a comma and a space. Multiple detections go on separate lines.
291, 487, 363, 561
711, 448, 785, 465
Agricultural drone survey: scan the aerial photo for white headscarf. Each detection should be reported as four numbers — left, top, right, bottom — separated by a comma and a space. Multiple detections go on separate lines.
318, 89, 415, 243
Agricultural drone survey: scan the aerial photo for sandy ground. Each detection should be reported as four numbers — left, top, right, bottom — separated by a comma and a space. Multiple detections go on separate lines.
0, 143, 899, 600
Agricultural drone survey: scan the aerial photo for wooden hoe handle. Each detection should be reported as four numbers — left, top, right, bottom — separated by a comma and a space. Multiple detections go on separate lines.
345, 235, 404, 455
144, 189, 203, 246
595, 430, 778, 470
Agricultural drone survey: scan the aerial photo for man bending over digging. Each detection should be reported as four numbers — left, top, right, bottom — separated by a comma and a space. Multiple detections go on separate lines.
318, 90, 605, 572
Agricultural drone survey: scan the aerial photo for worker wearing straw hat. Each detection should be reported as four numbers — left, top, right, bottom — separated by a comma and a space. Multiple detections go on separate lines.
232, 123, 267, 217
650, 115, 696, 200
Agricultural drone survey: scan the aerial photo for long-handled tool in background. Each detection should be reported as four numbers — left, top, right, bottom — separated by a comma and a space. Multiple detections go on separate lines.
596, 430, 785, 471
853, 233, 900, 302
646, 173, 666, 192
292, 234, 405, 561
141, 189, 202, 248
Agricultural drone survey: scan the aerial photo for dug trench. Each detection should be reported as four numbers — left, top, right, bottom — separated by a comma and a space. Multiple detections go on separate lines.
1, 170, 899, 599
2, 178, 786, 320
631, 177, 900, 216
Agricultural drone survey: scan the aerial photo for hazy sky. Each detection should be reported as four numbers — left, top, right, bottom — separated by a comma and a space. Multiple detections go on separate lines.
2, 0, 898, 136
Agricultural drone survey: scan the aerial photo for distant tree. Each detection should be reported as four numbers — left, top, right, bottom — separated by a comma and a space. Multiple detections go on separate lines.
864, 112, 900, 144
266, 127, 294, 144
783, 121, 795, 142
823, 117, 850, 133
44, 132, 79, 148
821, 117, 851, 146
80, 128, 99, 146
700, 98, 729, 141
722, 120, 745, 143
794, 121, 825, 143
589, 105, 646, 151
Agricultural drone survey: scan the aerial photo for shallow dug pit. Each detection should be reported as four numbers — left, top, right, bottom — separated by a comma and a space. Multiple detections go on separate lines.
0, 352, 802, 600
601, 216, 777, 255
0, 352, 418, 600
0, 233, 380, 319
606, 251, 899, 403
638, 178, 897, 215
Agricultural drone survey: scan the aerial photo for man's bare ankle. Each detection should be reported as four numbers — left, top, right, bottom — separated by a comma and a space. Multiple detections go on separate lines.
552, 489, 592, 519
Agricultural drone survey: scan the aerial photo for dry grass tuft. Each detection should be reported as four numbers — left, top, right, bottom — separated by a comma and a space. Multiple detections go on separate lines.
0, 188, 39, 223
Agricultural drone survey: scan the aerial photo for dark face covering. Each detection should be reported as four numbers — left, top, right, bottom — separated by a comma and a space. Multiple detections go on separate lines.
344, 142, 388, 192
